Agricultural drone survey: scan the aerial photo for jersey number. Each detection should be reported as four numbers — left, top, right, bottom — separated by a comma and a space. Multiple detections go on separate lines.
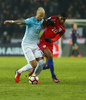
52, 27, 58, 34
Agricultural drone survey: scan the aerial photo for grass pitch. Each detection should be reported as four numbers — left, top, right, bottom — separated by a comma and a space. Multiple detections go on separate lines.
0, 57, 86, 100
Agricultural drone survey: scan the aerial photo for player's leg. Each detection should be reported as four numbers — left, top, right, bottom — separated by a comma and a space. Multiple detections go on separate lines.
15, 47, 37, 83
71, 47, 75, 57
38, 42, 60, 82
43, 48, 55, 74
15, 62, 33, 83
33, 58, 45, 76
29, 58, 49, 76
75, 45, 81, 57
17, 60, 36, 74
32, 47, 46, 76
71, 43, 75, 57
43, 48, 60, 83
43, 58, 49, 70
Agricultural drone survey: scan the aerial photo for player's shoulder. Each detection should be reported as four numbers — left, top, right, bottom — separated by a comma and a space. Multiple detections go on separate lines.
30, 16, 36, 21
60, 24, 65, 33
48, 16, 58, 23
51, 16, 57, 18
62, 24, 65, 27
47, 16, 58, 20
61, 24, 65, 30
26, 16, 35, 20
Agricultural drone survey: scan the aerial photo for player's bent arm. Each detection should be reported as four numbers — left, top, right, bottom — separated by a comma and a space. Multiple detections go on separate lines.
4, 20, 25, 25
44, 34, 62, 43
42, 18, 55, 28
44, 32, 64, 43
51, 34, 61, 42
51, 32, 64, 42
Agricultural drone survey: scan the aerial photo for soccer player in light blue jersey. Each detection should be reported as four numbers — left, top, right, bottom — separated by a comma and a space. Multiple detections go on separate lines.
4, 7, 46, 83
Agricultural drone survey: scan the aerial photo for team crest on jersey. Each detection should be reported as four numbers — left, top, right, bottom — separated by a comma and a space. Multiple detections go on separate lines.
59, 28, 62, 32
43, 45, 46, 48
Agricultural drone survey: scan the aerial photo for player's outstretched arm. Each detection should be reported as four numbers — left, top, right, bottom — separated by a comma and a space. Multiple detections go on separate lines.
4, 20, 25, 25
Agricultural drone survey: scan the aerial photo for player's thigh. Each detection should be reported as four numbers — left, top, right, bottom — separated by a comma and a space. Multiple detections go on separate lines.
30, 60, 37, 68
25, 51, 37, 67
34, 47, 43, 60
22, 47, 37, 66
38, 42, 53, 58
43, 48, 53, 59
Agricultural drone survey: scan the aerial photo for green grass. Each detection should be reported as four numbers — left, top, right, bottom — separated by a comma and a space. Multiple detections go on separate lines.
0, 57, 86, 100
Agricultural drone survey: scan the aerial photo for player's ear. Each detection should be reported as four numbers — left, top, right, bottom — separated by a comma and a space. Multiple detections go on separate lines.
59, 17, 61, 19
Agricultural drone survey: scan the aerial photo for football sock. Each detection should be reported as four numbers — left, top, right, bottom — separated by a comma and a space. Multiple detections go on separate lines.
72, 50, 74, 55
34, 59, 45, 76
48, 59, 55, 76
75, 50, 79, 55
43, 64, 46, 70
43, 64, 49, 70
18, 63, 33, 74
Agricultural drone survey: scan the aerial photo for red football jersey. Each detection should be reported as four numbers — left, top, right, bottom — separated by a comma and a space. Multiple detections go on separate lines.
40, 16, 65, 43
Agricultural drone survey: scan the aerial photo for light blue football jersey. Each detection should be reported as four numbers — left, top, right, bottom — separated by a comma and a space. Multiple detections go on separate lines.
22, 16, 44, 47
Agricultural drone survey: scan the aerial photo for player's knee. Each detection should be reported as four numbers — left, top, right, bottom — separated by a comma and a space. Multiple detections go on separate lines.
47, 54, 53, 59
36, 57, 43, 62
32, 63, 37, 68
30, 61, 37, 68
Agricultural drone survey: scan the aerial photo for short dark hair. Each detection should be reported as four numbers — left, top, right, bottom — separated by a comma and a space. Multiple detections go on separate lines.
60, 12, 67, 18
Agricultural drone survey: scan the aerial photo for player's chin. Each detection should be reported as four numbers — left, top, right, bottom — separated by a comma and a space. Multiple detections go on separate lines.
38, 19, 42, 21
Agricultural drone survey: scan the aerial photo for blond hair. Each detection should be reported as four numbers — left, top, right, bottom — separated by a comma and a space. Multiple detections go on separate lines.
37, 7, 45, 13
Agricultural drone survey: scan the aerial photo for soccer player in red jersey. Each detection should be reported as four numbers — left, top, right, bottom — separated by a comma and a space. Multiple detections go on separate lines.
29, 12, 67, 83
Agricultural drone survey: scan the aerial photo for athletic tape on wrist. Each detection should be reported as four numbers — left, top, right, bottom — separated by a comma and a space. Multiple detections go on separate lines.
11, 20, 14, 23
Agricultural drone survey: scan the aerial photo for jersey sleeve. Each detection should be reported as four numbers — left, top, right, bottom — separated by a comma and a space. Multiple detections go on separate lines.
51, 30, 65, 42
24, 18, 31, 25
41, 19, 44, 24
42, 16, 56, 28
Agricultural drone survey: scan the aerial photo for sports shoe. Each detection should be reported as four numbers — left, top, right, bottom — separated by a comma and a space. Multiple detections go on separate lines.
78, 54, 81, 57
15, 70, 21, 83
29, 69, 34, 76
71, 55, 74, 58
52, 75, 60, 83
37, 82, 43, 84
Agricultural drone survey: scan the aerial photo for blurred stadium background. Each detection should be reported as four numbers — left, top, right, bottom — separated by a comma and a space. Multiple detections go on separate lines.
0, 0, 86, 57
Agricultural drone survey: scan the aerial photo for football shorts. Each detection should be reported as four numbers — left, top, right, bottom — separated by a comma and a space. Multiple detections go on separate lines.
22, 45, 43, 63
38, 42, 53, 54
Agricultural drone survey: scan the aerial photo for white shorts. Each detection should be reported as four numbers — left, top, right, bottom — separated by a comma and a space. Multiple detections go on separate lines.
22, 45, 43, 63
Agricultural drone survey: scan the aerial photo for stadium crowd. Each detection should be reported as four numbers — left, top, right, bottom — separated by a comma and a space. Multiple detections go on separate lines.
0, 0, 86, 41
